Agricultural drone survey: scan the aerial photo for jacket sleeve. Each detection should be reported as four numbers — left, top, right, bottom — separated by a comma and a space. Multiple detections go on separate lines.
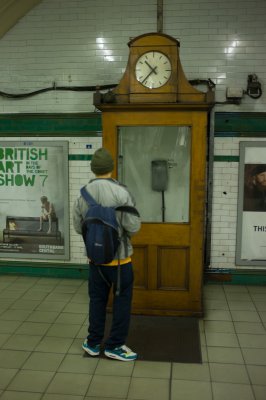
120, 212, 141, 237
117, 190, 141, 236
72, 198, 84, 235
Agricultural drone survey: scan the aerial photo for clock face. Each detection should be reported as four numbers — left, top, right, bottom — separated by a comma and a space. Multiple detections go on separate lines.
135, 51, 172, 89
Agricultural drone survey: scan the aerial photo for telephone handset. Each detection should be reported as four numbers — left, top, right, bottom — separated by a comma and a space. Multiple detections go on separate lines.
151, 160, 169, 222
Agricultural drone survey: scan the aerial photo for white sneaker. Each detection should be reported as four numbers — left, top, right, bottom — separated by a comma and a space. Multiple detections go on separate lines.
104, 345, 137, 361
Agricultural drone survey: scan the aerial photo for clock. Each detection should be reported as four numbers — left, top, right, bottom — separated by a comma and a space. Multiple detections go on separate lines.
93, 33, 214, 104
135, 51, 172, 89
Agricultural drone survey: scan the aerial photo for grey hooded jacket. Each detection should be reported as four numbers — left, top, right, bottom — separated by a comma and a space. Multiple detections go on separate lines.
72, 178, 141, 261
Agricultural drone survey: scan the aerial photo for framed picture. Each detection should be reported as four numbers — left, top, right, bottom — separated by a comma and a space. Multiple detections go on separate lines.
0, 140, 69, 260
236, 141, 266, 265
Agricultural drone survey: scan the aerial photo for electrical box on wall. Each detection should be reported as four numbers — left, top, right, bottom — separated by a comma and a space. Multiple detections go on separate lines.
226, 87, 244, 99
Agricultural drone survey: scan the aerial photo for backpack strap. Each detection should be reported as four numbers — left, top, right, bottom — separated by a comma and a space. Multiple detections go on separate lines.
81, 186, 140, 217
80, 186, 98, 207
116, 205, 140, 217
114, 205, 139, 297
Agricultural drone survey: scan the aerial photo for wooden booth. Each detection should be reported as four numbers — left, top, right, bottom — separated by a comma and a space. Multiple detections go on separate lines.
94, 33, 215, 316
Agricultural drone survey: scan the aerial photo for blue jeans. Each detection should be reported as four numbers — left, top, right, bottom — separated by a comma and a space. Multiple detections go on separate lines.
87, 262, 134, 349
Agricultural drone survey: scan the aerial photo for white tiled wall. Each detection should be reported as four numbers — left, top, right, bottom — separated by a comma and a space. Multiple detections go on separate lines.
211, 161, 239, 269
68, 137, 102, 264
0, 0, 265, 113
0, 0, 266, 269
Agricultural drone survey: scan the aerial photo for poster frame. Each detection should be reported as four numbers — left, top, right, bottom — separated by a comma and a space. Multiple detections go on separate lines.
236, 140, 266, 266
0, 140, 70, 261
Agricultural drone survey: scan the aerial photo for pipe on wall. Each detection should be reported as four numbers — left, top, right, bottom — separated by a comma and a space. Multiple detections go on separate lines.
157, 0, 163, 33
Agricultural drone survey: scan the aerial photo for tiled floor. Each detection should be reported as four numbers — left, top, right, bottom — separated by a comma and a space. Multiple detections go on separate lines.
0, 275, 266, 400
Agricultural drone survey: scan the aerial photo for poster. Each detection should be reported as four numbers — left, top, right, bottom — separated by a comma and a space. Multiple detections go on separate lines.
0, 141, 69, 260
236, 141, 266, 265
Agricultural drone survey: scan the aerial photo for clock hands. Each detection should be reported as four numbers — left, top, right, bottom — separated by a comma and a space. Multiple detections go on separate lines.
144, 60, 157, 75
142, 62, 158, 84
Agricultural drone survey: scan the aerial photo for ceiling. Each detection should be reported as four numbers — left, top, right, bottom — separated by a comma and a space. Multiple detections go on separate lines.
0, 0, 42, 40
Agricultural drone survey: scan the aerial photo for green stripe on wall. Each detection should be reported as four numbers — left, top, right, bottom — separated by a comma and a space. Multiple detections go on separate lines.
0, 261, 88, 279
214, 155, 239, 162
69, 155, 241, 163
0, 266, 88, 279
1, 264, 266, 285
215, 112, 266, 137
205, 269, 266, 285
0, 260, 87, 269
2, 112, 265, 138
0, 113, 102, 136
68, 155, 93, 161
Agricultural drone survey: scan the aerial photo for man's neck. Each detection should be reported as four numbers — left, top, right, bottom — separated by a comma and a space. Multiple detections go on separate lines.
95, 172, 112, 179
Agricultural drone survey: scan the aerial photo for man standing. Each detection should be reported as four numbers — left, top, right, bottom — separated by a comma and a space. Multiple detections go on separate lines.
72, 147, 141, 361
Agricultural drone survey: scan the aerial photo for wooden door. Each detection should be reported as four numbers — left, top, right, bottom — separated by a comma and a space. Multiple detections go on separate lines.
103, 108, 207, 316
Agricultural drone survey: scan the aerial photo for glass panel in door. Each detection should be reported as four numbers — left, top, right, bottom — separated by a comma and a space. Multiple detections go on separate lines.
118, 126, 191, 223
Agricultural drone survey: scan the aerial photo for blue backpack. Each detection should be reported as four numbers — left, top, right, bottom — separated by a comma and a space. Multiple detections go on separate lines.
80, 186, 139, 265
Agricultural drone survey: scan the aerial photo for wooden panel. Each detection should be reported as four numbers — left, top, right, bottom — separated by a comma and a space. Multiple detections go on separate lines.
132, 224, 190, 246
157, 247, 189, 291
129, 93, 177, 103
132, 245, 148, 289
